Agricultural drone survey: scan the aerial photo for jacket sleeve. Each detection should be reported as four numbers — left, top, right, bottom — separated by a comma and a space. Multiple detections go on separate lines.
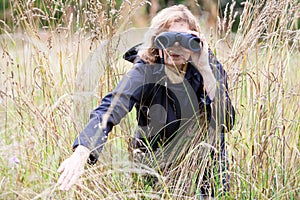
209, 52, 235, 132
73, 63, 148, 164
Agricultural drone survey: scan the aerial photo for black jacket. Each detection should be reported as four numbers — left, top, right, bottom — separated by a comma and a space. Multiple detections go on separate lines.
73, 46, 235, 164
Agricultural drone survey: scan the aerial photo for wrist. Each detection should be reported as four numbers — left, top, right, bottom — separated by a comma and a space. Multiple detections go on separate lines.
197, 64, 211, 73
201, 70, 216, 100
74, 145, 90, 159
205, 83, 216, 99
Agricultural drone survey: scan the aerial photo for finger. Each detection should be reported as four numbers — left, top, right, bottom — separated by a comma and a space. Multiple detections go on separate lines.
57, 160, 67, 173
200, 34, 206, 41
201, 41, 209, 54
200, 36, 208, 47
59, 170, 74, 190
58, 163, 72, 189
187, 30, 200, 37
76, 178, 84, 191
57, 167, 68, 185
65, 171, 81, 191
199, 34, 208, 48
57, 162, 68, 184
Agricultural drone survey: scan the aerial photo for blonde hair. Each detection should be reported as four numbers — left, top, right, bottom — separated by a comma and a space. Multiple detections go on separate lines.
138, 5, 200, 63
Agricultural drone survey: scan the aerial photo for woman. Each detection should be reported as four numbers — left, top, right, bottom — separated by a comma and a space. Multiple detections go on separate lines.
57, 4, 235, 195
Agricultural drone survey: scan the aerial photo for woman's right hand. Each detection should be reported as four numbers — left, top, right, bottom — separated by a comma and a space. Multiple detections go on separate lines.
57, 145, 90, 190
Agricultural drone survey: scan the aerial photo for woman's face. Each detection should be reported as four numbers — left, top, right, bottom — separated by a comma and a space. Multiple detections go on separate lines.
162, 21, 195, 68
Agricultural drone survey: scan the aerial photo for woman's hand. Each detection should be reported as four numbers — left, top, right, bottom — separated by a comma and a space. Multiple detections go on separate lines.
57, 145, 90, 190
189, 33, 217, 100
189, 33, 210, 71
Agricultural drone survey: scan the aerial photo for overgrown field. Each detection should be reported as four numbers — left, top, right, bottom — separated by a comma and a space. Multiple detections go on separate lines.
0, 0, 299, 199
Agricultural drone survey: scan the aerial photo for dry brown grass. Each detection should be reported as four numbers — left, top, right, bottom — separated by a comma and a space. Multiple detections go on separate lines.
0, 0, 299, 199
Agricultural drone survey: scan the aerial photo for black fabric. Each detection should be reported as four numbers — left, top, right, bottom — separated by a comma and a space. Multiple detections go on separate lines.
73, 45, 235, 165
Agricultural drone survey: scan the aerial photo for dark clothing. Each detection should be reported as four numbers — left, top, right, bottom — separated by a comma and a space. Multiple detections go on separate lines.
73, 46, 235, 165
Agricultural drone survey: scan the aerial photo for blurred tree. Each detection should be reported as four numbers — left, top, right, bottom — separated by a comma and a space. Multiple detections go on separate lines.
1, 0, 298, 34
0, 0, 10, 20
144, 0, 246, 32
218, 0, 246, 32
0, 0, 12, 30
146, 0, 188, 17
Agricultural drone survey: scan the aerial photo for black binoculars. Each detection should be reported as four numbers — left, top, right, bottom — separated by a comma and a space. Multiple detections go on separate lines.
154, 32, 201, 52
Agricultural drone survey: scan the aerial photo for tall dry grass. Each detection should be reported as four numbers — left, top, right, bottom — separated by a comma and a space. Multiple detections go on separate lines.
0, 0, 299, 199
214, 0, 300, 199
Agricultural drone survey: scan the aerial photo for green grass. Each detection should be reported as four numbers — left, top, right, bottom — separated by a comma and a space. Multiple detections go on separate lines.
0, 0, 299, 199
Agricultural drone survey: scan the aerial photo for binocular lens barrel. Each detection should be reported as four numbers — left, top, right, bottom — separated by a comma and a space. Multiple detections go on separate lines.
154, 32, 201, 52
155, 34, 172, 50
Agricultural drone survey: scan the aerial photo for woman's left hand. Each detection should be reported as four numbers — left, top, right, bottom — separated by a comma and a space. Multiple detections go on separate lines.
57, 145, 90, 190
188, 33, 210, 71
187, 33, 216, 100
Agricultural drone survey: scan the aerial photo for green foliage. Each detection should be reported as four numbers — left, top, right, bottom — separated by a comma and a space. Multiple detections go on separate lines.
0, 0, 9, 12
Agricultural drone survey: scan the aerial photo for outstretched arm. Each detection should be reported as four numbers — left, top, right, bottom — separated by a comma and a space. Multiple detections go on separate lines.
57, 62, 148, 190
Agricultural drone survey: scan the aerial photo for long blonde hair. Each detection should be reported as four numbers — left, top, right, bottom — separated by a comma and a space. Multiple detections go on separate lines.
138, 5, 200, 63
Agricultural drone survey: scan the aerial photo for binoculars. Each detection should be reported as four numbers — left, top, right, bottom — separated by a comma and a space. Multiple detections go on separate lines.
154, 32, 201, 52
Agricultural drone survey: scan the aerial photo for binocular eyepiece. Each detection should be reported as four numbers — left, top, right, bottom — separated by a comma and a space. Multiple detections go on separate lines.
154, 32, 201, 52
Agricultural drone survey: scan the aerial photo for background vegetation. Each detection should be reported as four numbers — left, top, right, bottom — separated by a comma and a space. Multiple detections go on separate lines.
0, 0, 299, 199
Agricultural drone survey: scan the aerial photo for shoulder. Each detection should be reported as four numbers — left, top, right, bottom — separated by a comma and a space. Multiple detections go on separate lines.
130, 58, 165, 76
208, 49, 228, 76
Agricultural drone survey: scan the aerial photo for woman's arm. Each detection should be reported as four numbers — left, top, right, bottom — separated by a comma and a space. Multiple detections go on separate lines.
211, 59, 235, 131
57, 63, 148, 190
73, 62, 149, 163
189, 34, 217, 100
190, 34, 234, 130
